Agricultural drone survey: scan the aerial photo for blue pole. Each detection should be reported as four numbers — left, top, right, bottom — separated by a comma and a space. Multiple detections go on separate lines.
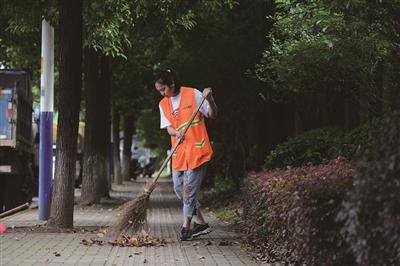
39, 19, 54, 220
39, 112, 53, 220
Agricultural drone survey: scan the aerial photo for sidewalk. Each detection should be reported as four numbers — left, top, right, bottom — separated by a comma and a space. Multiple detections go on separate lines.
0, 179, 259, 265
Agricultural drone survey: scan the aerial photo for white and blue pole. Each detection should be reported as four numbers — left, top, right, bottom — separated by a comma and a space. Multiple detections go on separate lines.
39, 19, 54, 220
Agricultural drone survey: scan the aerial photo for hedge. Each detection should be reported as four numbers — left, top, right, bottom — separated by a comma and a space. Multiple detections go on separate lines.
265, 117, 387, 170
264, 127, 344, 169
241, 158, 355, 264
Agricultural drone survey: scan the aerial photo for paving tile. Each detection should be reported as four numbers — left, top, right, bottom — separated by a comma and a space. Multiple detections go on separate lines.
0, 179, 258, 265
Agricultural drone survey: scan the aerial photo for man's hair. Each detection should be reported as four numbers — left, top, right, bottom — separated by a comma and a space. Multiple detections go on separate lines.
153, 69, 181, 93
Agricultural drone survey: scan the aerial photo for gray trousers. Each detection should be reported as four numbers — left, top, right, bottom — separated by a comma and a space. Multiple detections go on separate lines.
172, 164, 206, 219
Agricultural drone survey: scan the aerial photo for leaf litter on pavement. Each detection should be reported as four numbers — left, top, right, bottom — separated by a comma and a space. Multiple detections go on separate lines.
82, 229, 165, 247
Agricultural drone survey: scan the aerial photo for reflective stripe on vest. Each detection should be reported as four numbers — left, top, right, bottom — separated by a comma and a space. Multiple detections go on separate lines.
160, 87, 213, 170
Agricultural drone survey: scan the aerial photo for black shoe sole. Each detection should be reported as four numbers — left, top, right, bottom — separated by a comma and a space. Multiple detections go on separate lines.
178, 235, 193, 241
192, 228, 212, 237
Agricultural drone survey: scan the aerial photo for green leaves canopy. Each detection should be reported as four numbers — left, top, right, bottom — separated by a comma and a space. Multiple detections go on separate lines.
256, 0, 400, 105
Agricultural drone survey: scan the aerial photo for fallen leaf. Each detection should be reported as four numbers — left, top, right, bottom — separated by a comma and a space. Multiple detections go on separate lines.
89, 232, 164, 247
82, 239, 93, 246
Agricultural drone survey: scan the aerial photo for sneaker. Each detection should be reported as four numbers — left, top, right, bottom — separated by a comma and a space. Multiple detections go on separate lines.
179, 227, 193, 241
192, 222, 211, 237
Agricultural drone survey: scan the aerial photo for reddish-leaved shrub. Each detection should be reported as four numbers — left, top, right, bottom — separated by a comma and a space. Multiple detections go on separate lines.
241, 158, 355, 265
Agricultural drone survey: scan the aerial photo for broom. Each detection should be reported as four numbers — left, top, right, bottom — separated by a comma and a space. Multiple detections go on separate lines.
108, 94, 208, 238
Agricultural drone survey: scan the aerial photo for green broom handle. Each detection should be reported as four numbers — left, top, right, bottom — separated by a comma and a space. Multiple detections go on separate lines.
146, 96, 207, 193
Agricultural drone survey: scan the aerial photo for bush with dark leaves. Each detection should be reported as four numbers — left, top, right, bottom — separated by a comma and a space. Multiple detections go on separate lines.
264, 127, 344, 169
339, 113, 400, 265
241, 158, 355, 264
265, 117, 387, 170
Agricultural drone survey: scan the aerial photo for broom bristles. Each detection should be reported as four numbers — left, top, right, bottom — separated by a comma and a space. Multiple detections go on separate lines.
107, 191, 151, 239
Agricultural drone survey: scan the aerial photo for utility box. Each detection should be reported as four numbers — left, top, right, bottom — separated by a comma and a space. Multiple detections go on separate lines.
0, 69, 35, 213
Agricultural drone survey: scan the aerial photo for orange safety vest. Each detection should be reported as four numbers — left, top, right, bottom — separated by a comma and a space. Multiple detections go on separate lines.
159, 87, 213, 171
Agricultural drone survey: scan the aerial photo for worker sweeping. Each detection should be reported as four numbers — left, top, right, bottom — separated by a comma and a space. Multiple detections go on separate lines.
155, 69, 218, 241
108, 69, 217, 241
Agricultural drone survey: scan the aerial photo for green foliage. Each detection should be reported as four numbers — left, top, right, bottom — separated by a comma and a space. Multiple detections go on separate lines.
339, 112, 400, 265
341, 115, 388, 159
265, 127, 344, 169
83, 0, 133, 58
256, 0, 400, 109
241, 158, 355, 264
132, 0, 237, 32
265, 116, 388, 169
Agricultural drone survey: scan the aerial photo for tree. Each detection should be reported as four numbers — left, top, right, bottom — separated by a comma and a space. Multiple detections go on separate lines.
48, 0, 82, 228
80, 48, 110, 204
80, 0, 132, 202
255, 0, 400, 131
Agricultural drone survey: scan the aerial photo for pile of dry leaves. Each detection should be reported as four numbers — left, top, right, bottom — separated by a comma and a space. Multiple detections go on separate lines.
82, 231, 165, 247
108, 233, 165, 247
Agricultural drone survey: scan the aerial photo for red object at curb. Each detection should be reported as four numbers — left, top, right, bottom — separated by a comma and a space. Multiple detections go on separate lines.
0, 223, 7, 233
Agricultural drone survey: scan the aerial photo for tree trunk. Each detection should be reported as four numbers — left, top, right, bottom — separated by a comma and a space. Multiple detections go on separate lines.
122, 115, 134, 181
48, 0, 82, 229
81, 47, 101, 204
112, 107, 122, 184
100, 55, 111, 195
80, 49, 110, 204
